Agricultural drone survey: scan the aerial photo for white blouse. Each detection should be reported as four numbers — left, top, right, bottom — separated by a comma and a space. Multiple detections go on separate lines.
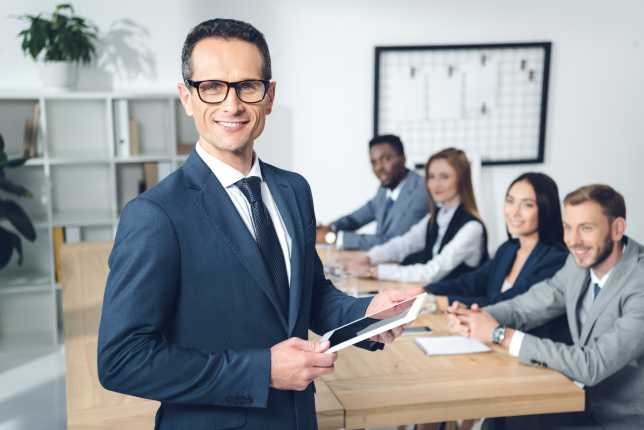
366, 206, 485, 284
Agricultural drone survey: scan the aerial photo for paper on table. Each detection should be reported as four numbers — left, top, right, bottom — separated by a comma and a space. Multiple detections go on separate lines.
415, 336, 491, 356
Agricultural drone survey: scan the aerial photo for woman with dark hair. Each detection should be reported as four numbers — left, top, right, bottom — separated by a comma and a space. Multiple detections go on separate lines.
420, 173, 570, 334
412, 173, 570, 430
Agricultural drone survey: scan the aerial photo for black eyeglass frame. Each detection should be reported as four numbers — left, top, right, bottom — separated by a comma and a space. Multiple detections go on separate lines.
185, 79, 271, 104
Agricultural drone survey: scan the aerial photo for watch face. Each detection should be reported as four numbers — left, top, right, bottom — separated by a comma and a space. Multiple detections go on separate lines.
324, 231, 336, 244
493, 326, 505, 344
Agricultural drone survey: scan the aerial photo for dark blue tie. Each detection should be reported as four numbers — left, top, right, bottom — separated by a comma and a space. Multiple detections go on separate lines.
235, 177, 289, 315
593, 283, 601, 300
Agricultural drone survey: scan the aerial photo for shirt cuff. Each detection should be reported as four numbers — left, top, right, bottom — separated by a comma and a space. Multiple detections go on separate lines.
508, 330, 525, 357
335, 231, 344, 249
367, 247, 386, 265
376, 264, 398, 281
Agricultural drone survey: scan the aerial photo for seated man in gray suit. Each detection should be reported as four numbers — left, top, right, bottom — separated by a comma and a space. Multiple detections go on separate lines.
316, 134, 430, 250
448, 184, 644, 429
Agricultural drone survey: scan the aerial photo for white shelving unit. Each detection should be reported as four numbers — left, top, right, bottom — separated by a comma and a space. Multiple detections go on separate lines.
0, 90, 198, 346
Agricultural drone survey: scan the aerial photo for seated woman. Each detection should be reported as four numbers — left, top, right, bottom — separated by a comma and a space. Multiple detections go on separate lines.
427, 172, 571, 342
346, 147, 488, 284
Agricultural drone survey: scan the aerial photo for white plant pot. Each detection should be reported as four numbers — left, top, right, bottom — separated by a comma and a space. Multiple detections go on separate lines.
38, 61, 79, 90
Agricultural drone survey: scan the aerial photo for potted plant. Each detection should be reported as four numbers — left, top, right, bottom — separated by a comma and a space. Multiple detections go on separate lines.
0, 133, 37, 269
17, 3, 98, 90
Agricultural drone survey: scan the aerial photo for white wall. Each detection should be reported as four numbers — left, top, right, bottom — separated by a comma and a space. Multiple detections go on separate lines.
2, 0, 643, 248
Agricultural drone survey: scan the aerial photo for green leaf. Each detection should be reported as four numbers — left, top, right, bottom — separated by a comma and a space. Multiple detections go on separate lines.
0, 225, 23, 267
16, 3, 97, 63
0, 199, 36, 242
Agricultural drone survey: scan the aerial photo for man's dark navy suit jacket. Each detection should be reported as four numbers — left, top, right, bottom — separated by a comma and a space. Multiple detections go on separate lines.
98, 151, 372, 429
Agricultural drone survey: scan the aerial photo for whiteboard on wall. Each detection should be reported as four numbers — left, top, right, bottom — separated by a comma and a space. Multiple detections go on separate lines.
374, 42, 551, 167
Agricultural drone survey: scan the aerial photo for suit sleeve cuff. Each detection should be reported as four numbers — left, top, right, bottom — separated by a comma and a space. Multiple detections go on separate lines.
508, 330, 525, 357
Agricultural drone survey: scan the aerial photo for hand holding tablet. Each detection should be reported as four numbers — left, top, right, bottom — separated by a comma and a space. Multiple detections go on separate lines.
320, 293, 428, 353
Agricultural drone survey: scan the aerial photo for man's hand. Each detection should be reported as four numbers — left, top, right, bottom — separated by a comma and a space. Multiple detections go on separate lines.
316, 225, 332, 244
452, 303, 499, 343
344, 257, 372, 278
270, 338, 337, 391
364, 289, 424, 344
446, 301, 471, 336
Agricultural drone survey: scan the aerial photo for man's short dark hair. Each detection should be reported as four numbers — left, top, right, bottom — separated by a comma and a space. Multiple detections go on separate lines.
368, 134, 405, 156
181, 18, 272, 83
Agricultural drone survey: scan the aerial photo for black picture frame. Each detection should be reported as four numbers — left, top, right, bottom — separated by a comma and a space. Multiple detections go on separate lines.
373, 42, 552, 167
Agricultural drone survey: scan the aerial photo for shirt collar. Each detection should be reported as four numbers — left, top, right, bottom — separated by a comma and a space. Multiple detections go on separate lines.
590, 268, 611, 289
435, 200, 460, 226
196, 141, 263, 188
589, 243, 625, 289
385, 171, 408, 201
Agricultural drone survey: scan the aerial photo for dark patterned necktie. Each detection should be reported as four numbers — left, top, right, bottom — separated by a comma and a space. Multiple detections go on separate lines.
593, 283, 601, 300
235, 177, 289, 315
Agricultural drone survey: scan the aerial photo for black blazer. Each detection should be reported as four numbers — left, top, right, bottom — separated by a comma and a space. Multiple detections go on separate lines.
425, 239, 572, 342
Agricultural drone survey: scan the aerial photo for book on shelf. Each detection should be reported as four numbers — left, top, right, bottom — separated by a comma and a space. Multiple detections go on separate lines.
142, 161, 173, 190
52, 226, 64, 283
114, 99, 130, 158
129, 117, 141, 156
177, 143, 193, 155
143, 162, 158, 189
22, 102, 40, 158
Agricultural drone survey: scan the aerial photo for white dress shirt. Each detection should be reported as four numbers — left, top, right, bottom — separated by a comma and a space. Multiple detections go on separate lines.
336, 174, 408, 249
196, 142, 292, 284
367, 202, 484, 284
501, 280, 513, 293
508, 266, 614, 357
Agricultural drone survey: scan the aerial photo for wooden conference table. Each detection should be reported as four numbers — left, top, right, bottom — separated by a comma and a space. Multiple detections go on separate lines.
314, 246, 585, 429
59, 242, 583, 429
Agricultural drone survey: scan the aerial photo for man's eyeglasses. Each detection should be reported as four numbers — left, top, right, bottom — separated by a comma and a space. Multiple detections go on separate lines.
185, 79, 270, 104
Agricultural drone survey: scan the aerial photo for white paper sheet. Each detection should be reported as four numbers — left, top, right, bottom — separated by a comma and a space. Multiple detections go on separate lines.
415, 336, 491, 356
389, 66, 426, 122
427, 67, 463, 120
463, 59, 499, 116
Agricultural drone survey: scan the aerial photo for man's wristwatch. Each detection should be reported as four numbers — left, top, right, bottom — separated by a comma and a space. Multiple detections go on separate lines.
324, 231, 337, 244
491, 325, 506, 345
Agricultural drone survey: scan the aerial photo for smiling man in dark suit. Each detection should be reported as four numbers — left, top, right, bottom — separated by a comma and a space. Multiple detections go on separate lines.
97, 18, 414, 430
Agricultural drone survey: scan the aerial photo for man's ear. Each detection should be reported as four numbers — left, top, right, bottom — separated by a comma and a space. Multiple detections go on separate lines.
177, 82, 194, 117
265, 81, 276, 115
611, 217, 626, 242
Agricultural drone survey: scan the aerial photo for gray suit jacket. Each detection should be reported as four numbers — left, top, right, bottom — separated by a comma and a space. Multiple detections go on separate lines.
486, 237, 644, 429
332, 170, 430, 250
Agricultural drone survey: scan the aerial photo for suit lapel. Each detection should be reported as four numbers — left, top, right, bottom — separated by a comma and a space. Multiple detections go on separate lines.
375, 188, 392, 233
579, 241, 637, 345
568, 269, 589, 344
186, 152, 288, 332
261, 163, 305, 336
380, 171, 415, 233
494, 241, 519, 290
512, 242, 546, 287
